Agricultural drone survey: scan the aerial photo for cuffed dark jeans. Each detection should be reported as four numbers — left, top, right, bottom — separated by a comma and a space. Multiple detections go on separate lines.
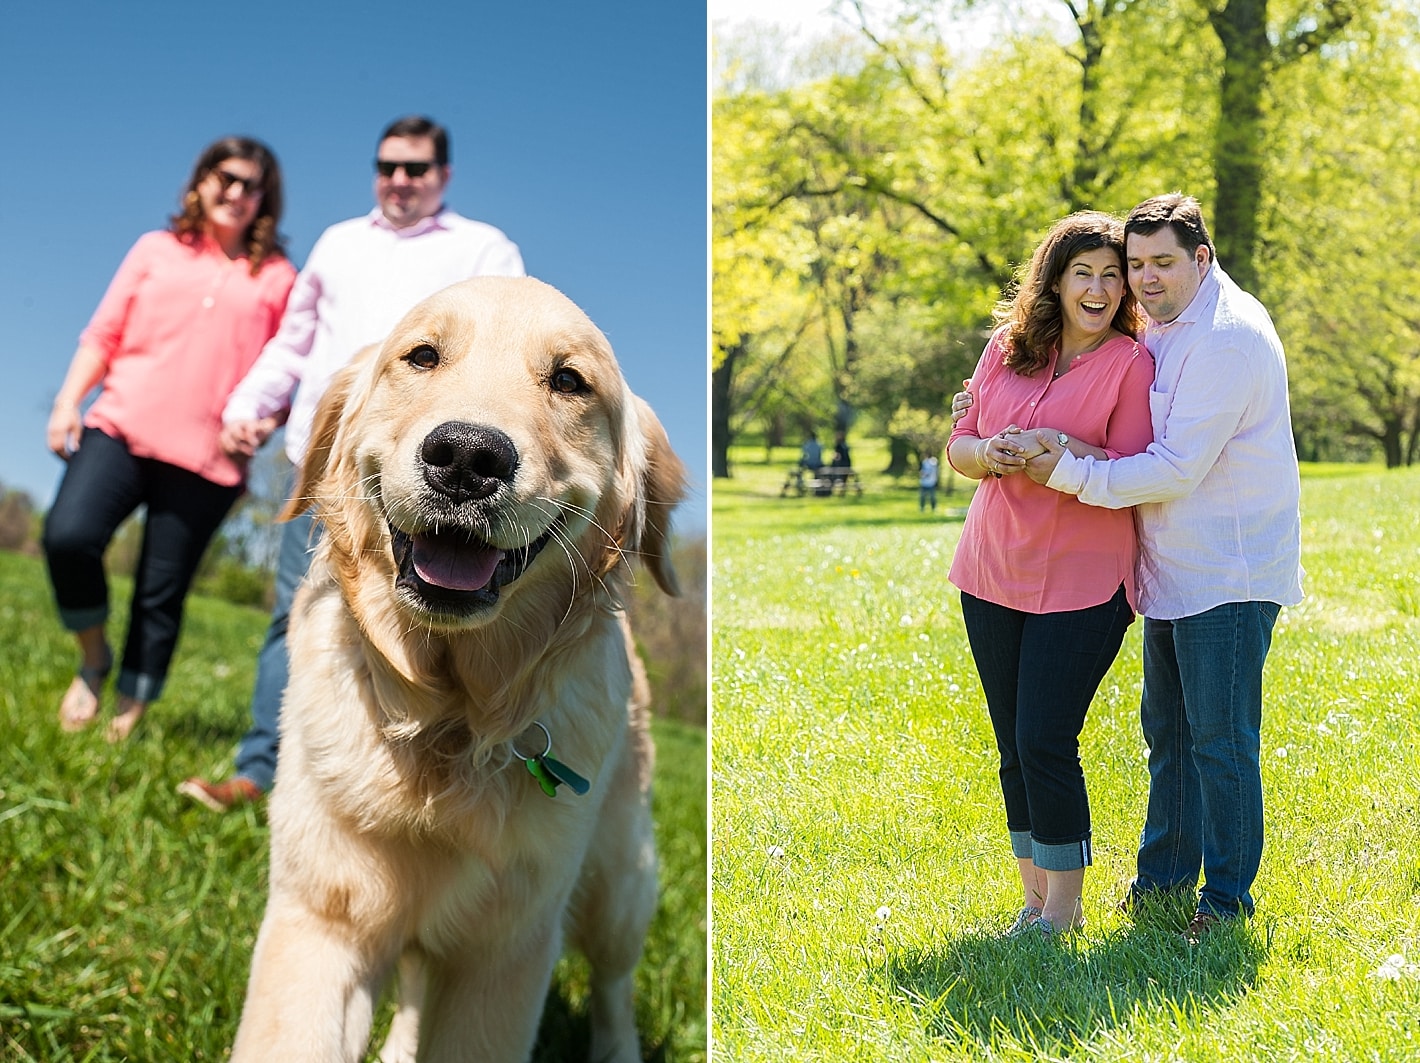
42, 427, 242, 702
961, 586, 1132, 871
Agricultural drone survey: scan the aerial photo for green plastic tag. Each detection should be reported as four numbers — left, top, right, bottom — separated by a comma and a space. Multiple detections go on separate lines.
526, 757, 559, 797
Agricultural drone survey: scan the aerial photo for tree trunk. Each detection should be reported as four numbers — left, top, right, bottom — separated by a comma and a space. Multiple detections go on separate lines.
885, 436, 911, 476
1208, 0, 1269, 295
1382, 421, 1402, 468
712, 344, 741, 479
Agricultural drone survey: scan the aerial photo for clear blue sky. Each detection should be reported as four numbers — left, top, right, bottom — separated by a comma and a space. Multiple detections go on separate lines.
0, 1, 707, 533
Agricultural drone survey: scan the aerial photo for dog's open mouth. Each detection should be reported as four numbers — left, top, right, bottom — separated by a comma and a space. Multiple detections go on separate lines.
389, 523, 554, 615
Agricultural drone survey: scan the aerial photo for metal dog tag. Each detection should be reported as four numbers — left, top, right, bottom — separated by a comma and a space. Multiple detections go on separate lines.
516, 720, 590, 798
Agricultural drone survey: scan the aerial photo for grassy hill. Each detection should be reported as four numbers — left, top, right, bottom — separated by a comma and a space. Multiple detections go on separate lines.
712, 450, 1420, 1061
0, 551, 705, 1061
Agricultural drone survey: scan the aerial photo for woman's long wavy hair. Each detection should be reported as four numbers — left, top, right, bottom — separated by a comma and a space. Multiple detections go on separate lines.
169, 136, 287, 275
992, 211, 1142, 376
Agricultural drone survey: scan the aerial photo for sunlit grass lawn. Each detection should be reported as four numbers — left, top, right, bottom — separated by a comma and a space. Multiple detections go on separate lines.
0, 550, 705, 1062
712, 442, 1420, 1061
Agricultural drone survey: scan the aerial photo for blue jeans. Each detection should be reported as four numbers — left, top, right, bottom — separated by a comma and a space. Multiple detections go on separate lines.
43, 427, 242, 702
1135, 601, 1281, 919
233, 510, 319, 791
961, 586, 1133, 871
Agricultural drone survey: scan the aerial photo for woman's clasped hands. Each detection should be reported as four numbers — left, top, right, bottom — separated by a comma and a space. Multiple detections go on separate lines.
978, 425, 1052, 477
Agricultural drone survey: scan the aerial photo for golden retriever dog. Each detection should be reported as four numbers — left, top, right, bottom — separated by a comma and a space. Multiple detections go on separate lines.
230, 276, 686, 1062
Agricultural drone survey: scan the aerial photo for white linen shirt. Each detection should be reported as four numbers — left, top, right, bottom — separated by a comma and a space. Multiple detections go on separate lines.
1045, 262, 1304, 620
223, 208, 524, 465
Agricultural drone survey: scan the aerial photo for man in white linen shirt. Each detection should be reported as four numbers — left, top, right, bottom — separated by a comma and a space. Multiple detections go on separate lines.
1023, 193, 1304, 941
178, 115, 524, 812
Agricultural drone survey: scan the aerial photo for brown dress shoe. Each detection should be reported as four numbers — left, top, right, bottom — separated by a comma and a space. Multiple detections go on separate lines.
1183, 911, 1223, 944
177, 776, 264, 813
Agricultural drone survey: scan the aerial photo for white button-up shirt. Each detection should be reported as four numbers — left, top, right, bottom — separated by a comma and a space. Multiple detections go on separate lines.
1046, 263, 1304, 619
223, 208, 524, 465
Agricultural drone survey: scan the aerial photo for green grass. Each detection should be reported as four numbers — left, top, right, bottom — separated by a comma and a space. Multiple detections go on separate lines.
712, 444, 1420, 1061
0, 550, 705, 1061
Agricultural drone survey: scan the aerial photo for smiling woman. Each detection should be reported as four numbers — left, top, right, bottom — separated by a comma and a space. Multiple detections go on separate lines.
945, 209, 1155, 936
39, 135, 296, 743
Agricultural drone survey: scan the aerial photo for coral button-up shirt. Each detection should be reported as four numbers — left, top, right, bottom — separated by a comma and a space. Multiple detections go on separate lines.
80, 230, 296, 487
948, 329, 1155, 614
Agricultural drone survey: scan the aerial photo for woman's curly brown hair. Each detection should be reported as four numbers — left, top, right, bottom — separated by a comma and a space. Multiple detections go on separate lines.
169, 136, 287, 276
992, 210, 1143, 376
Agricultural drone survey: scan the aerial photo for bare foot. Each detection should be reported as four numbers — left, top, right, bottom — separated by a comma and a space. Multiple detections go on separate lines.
105, 697, 147, 743
58, 674, 102, 732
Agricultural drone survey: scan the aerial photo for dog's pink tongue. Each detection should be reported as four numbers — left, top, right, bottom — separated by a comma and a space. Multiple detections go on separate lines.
411, 532, 503, 591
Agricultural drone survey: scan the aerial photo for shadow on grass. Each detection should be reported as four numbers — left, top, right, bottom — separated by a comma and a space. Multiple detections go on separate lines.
158, 711, 251, 746
532, 989, 668, 1063
716, 500, 971, 540
879, 918, 1267, 1052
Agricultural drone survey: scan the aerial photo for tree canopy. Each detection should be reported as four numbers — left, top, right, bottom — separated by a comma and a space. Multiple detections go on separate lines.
713, 0, 1420, 474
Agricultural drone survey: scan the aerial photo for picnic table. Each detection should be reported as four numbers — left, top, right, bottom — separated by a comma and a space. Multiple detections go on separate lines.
780, 466, 863, 497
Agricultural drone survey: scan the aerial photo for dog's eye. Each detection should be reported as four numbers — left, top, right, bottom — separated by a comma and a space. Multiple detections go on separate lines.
550, 368, 589, 395
403, 345, 440, 371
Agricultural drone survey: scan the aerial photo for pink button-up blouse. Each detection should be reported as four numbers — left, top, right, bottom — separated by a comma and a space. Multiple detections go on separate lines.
948, 328, 1155, 613
80, 230, 296, 487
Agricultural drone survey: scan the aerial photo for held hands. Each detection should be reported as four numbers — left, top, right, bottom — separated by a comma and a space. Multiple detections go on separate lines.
977, 429, 1030, 477
980, 425, 1071, 483
1022, 429, 1068, 484
219, 416, 280, 461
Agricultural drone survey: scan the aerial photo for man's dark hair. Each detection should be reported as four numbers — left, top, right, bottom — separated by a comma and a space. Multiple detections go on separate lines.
379, 115, 450, 166
1125, 193, 1214, 262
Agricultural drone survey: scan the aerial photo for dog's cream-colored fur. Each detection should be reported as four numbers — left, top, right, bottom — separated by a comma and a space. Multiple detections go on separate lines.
230, 277, 685, 1062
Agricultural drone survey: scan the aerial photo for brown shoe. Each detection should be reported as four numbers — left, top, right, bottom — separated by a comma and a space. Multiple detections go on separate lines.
1183, 911, 1223, 944
177, 776, 264, 812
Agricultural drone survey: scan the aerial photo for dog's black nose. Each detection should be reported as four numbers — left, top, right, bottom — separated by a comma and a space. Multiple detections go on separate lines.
419, 421, 519, 502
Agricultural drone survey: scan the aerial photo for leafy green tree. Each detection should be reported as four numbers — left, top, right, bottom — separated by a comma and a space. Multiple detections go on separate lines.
1263, 3, 1420, 465
1206, 0, 1367, 292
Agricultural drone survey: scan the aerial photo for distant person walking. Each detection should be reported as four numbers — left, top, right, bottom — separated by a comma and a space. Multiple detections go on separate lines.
947, 210, 1153, 936
918, 454, 940, 511
179, 115, 524, 812
43, 136, 296, 742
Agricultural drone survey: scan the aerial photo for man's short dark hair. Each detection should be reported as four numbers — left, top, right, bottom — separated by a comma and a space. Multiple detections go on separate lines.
379, 115, 450, 166
1125, 193, 1215, 262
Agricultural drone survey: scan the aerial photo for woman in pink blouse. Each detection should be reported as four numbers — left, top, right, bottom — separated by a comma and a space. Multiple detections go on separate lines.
43, 136, 297, 741
946, 211, 1153, 936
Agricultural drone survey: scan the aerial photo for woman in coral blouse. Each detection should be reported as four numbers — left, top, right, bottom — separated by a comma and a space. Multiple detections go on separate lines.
44, 136, 297, 741
946, 211, 1153, 936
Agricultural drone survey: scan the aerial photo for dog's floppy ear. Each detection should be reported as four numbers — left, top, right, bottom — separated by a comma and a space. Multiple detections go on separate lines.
618, 393, 687, 597
278, 345, 379, 522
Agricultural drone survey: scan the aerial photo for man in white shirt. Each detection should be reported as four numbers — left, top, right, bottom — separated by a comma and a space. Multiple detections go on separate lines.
1024, 194, 1304, 940
179, 115, 524, 812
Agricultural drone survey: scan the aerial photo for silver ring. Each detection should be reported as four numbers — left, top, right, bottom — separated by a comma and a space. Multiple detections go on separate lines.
511, 720, 552, 761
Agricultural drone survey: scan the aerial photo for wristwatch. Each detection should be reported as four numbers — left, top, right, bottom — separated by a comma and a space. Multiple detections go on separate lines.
1056, 432, 1070, 446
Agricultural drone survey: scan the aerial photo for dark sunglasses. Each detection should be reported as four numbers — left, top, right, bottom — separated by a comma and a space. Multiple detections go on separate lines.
375, 159, 438, 178
212, 169, 262, 197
